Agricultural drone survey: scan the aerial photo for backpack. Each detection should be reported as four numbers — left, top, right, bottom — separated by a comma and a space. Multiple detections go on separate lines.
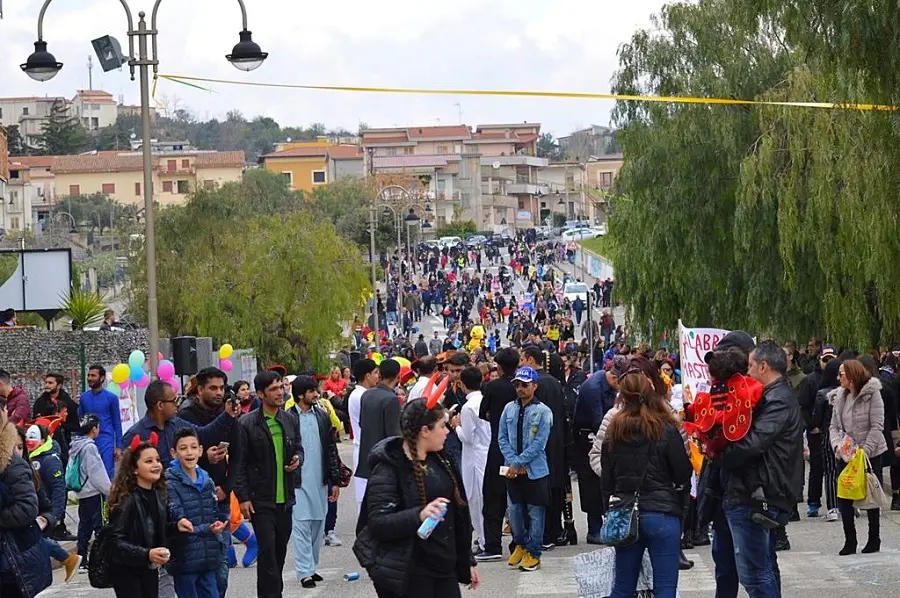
65, 452, 85, 492
88, 524, 113, 588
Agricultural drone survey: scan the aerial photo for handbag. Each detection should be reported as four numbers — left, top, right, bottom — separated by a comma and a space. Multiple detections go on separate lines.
88, 524, 114, 588
855, 452, 891, 510
337, 455, 353, 488
599, 443, 654, 547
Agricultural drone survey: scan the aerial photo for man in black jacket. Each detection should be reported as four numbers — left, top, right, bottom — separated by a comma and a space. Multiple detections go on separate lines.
711, 340, 802, 598
232, 370, 303, 598
177, 366, 237, 597
477, 347, 519, 560
355, 359, 401, 480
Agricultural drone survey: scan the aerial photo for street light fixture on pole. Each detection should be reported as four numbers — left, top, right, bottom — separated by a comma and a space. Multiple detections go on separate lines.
22, 0, 267, 376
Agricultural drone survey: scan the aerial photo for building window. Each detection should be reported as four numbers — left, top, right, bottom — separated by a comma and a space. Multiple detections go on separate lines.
90, 103, 101, 110
176, 180, 190, 194
135, 182, 141, 196
9, 191, 18, 206
182, 159, 190, 169
386, 147, 397, 156
162, 180, 173, 193
601, 172, 613, 188
0, 107, 3, 119
9, 170, 18, 179
436, 145, 448, 154
22, 107, 29, 116
403, 147, 414, 155
203, 180, 215, 189
167, 159, 177, 172
90, 117, 99, 129
281, 172, 293, 186
10, 218, 19, 231
312, 170, 326, 185
101, 183, 116, 194
69, 185, 80, 195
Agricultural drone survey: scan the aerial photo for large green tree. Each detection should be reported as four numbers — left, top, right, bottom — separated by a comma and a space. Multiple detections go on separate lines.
128, 170, 369, 370
309, 178, 401, 254
35, 100, 89, 155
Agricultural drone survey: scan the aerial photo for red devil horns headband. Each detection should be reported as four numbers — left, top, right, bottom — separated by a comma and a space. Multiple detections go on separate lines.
423, 373, 450, 409
129, 431, 159, 452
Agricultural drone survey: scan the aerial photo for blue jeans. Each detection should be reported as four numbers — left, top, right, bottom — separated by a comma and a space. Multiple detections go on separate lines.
610, 511, 680, 598
587, 512, 603, 536
712, 504, 781, 598
507, 498, 545, 558
77, 494, 103, 558
42, 537, 69, 562
173, 570, 219, 598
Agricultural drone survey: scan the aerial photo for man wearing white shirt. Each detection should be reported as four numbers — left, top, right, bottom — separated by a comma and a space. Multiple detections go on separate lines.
450, 365, 492, 552
348, 358, 379, 512
407, 356, 437, 401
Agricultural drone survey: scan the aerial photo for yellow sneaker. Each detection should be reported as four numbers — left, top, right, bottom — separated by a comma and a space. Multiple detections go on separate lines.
63, 552, 82, 583
519, 553, 541, 571
508, 545, 527, 567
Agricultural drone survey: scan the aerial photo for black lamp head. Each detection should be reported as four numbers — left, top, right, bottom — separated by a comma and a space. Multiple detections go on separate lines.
21, 40, 63, 82
227, 29, 267, 72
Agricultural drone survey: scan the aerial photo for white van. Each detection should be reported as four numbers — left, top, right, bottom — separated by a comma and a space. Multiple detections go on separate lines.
438, 236, 463, 248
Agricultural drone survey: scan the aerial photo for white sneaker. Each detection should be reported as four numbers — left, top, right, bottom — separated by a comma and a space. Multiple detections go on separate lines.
825, 508, 839, 522
324, 530, 342, 546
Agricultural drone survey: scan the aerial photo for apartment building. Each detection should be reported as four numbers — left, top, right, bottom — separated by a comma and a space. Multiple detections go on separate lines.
51, 149, 245, 207
0, 96, 70, 147
3, 162, 38, 233
71, 90, 118, 131
258, 140, 363, 193
362, 123, 545, 230
541, 162, 588, 222
0, 128, 7, 231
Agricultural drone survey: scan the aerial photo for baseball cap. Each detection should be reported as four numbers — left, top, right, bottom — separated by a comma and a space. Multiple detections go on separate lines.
512, 366, 539, 384
820, 345, 838, 361
704, 331, 755, 363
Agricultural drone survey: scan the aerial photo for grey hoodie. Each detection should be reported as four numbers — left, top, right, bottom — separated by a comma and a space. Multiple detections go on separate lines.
68, 435, 112, 498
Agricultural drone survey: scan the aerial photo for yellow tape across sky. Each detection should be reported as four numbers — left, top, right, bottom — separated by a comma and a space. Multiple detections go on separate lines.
155, 74, 897, 112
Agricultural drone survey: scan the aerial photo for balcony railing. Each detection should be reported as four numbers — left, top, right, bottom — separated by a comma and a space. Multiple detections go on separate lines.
506, 182, 550, 196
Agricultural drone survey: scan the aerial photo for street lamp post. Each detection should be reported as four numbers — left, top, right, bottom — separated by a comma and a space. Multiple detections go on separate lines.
22, 0, 267, 376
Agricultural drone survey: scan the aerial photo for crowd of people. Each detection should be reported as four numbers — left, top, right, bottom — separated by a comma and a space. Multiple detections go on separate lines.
0, 232, 898, 598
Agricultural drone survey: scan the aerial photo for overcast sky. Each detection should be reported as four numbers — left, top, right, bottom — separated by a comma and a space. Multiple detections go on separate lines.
2, 0, 665, 137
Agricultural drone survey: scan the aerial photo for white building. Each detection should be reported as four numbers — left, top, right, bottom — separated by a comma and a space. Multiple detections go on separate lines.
71, 90, 118, 131
0, 96, 70, 148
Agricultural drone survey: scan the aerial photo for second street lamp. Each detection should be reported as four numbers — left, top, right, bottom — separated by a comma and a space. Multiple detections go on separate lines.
22, 0, 268, 376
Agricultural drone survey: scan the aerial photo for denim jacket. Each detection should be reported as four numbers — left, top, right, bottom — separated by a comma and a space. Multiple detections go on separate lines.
498, 399, 552, 480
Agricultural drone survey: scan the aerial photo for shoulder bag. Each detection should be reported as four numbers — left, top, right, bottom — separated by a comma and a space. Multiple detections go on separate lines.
599, 442, 653, 547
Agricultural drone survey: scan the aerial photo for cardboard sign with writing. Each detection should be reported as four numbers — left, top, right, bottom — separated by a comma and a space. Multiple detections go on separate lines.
678, 320, 730, 404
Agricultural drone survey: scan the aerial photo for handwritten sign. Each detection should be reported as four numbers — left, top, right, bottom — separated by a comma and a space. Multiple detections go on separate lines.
678, 320, 729, 401
573, 547, 669, 597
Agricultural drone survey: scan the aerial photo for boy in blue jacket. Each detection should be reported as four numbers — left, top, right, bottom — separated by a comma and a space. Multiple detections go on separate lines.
167, 427, 228, 598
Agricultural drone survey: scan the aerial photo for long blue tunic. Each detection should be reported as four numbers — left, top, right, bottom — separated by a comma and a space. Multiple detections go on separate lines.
294, 408, 327, 521
78, 388, 122, 478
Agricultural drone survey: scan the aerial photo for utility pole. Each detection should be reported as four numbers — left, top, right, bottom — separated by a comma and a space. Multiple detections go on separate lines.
454, 102, 462, 124
87, 55, 93, 89
369, 203, 380, 343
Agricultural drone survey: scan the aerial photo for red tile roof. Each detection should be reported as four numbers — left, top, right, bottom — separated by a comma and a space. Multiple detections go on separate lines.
9, 156, 54, 169
363, 134, 409, 144
260, 147, 329, 159
51, 151, 245, 173
407, 125, 470, 139
327, 146, 363, 160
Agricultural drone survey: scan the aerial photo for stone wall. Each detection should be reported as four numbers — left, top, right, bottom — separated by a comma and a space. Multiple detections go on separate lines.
0, 328, 148, 404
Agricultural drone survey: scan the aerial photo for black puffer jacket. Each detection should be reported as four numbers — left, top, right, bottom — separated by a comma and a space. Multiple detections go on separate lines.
0, 423, 51, 598
716, 378, 804, 512
356, 437, 474, 596
599, 421, 692, 516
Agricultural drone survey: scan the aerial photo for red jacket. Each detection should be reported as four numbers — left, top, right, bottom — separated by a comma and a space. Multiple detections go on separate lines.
6, 386, 30, 425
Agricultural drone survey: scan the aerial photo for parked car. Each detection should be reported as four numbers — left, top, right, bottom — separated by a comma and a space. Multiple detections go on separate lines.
438, 236, 463, 249
563, 282, 590, 303
561, 227, 601, 241
465, 234, 487, 248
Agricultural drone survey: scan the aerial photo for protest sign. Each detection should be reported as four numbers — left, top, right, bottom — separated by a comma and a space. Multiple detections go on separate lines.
678, 320, 729, 404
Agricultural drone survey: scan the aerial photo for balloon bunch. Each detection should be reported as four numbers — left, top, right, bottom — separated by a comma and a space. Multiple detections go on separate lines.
110, 350, 151, 395
218, 344, 234, 372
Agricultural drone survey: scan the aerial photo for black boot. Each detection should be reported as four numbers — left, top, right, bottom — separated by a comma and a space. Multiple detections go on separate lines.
773, 526, 791, 551
891, 493, 900, 511
679, 550, 694, 570
839, 511, 857, 555
861, 509, 880, 554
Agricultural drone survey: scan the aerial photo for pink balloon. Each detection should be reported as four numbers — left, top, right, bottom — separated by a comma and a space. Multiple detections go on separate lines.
166, 376, 181, 393
220, 358, 233, 372
157, 360, 175, 380
120, 380, 130, 391
135, 373, 150, 388
157, 352, 165, 363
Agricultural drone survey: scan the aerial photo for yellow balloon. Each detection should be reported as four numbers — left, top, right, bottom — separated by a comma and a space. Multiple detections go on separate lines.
218, 343, 234, 360
392, 356, 411, 368
111, 363, 130, 384
371, 352, 384, 365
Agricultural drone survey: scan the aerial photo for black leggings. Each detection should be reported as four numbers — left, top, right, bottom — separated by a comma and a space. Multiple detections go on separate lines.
375, 575, 461, 598
836, 453, 883, 544
112, 567, 159, 598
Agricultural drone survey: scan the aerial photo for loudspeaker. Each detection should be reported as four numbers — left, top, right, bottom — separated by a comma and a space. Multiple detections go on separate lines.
172, 336, 198, 376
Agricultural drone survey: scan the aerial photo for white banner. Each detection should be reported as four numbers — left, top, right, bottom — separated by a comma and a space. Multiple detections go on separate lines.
678, 320, 729, 404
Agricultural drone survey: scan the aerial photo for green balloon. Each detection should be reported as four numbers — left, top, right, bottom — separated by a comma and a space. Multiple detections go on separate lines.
108, 382, 121, 397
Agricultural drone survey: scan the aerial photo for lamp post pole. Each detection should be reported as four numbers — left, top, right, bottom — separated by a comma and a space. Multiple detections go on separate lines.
369, 203, 380, 342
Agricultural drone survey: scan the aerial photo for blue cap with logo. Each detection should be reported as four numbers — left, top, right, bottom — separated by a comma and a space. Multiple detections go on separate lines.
513, 366, 539, 383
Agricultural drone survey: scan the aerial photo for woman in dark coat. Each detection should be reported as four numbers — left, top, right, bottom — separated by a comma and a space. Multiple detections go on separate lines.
0, 400, 52, 598
354, 398, 479, 598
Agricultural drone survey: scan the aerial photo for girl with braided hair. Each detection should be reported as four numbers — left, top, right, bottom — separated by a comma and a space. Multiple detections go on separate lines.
355, 398, 480, 598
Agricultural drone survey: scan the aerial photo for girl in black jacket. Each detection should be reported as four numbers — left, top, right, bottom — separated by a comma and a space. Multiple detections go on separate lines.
106, 437, 189, 598
600, 369, 693, 598
357, 398, 479, 598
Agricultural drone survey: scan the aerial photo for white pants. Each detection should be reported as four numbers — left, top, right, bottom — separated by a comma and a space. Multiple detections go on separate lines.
353, 443, 367, 512
462, 456, 486, 546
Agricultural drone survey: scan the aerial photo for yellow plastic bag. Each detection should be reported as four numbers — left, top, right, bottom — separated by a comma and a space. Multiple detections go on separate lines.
837, 448, 867, 501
